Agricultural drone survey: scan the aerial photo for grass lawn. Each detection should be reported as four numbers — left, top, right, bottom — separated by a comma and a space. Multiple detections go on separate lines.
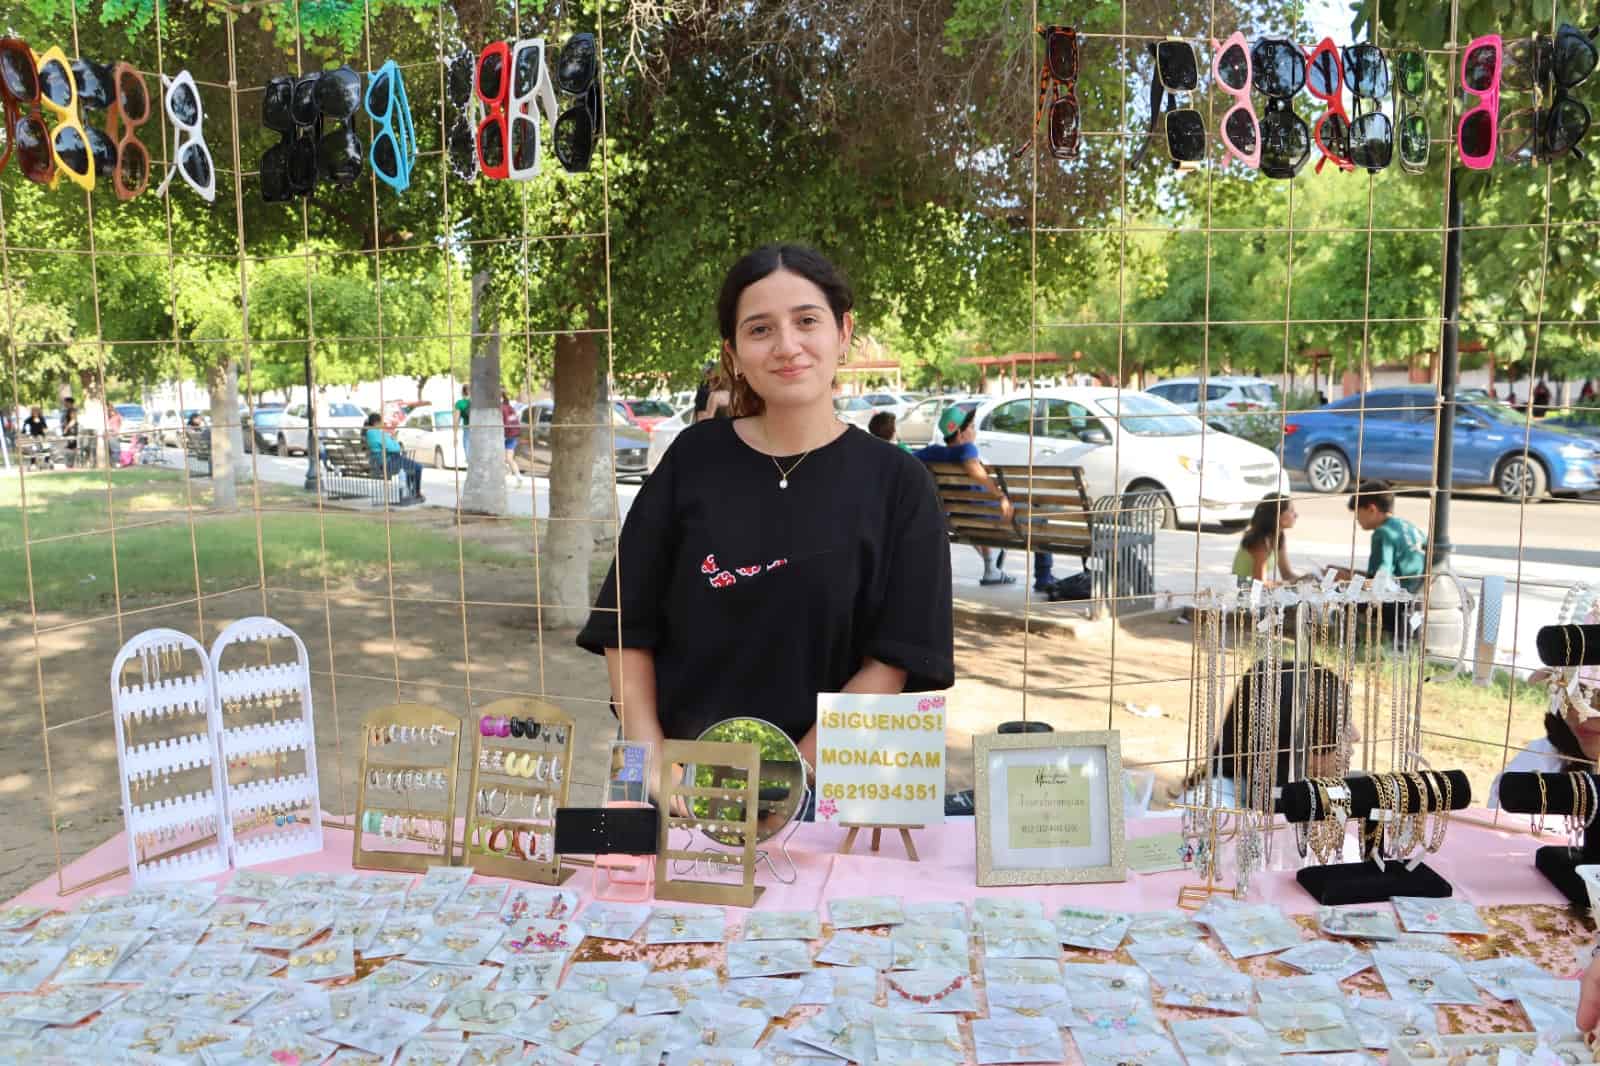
1, 468, 527, 610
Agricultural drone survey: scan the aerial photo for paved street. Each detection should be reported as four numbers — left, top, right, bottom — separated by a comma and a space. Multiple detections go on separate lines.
222, 447, 1595, 675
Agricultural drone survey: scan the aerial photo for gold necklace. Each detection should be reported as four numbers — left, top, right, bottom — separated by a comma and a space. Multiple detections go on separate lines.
760, 419, 837, 489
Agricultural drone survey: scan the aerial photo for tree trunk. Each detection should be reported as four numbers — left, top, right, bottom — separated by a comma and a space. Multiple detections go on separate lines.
459, 271, 506, 515
205, 360, 240, 511
541, 330, 602, 628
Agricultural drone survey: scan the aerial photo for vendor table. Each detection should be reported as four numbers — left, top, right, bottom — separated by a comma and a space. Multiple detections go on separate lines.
3, 813, 1590, 1065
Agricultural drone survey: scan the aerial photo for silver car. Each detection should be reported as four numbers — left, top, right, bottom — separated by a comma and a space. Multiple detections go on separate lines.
514, 401, 651, 480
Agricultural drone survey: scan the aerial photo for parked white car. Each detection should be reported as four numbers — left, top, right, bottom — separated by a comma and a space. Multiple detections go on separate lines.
1146, 376, 1282, 423
898, 394, 981, 448
273, 401, 368, 456
646, 404, 697, 473
394, 405, 465, 469
969, 387, 1286, 527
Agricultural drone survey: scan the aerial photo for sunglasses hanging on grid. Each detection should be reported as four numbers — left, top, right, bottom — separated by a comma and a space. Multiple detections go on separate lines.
1134, 38, 1204, 170
1500, 24, 1597, 166
1014, 25, 1079, 160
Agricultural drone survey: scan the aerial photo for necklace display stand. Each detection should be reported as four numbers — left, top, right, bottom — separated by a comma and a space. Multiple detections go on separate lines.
210, 617, 323, 868
1495, 771, 1600, 906
1279, 770, 1470, 904
110, 628, 231, 886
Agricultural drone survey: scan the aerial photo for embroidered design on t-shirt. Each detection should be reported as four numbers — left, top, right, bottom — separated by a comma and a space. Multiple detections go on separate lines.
702, 554, 790, 589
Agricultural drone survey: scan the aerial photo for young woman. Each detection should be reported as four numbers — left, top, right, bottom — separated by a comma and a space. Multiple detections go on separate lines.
1233, 493, 1300, 586
578, 245, 954, 763
1488, 664, 1600, 806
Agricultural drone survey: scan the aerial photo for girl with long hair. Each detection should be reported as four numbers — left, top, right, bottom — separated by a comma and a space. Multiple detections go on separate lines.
1234, 493, 1300, 585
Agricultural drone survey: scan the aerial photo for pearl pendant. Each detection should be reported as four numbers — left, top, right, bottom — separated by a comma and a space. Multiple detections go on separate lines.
779, 479, 788, 489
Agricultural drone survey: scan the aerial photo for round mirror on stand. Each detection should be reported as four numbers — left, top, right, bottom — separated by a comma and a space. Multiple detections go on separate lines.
684, 716, 811, 882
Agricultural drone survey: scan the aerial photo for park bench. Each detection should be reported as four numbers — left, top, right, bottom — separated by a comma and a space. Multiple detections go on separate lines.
19, 437, 64, 471
318, 434, 419, 506
926, 462, 1158, 615
183, 427, 212, 478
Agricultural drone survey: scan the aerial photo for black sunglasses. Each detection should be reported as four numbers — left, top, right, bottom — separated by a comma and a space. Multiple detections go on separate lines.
1252, 37, 1311, 179
1392, 49, 1428, 173
1137, 40, 1203, 168
1342, 44, 1392, 172
71, 58, 113, 110
553, 33, 601, 173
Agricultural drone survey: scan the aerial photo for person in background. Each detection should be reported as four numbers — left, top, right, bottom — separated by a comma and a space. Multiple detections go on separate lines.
1580, 378, 1595, 407
1487, 661, 1600, 806
105, 405, 123, 466
1324, 479, 1427, 636
60, 397, 79, 466
1533, 377, 1552, 417
1233, 493, 1302, 586
501, 392, 522, 486
363, 412, 424, 501
694, 361, 732, 422
867, 410, 897, 444
455, 384, 470, 459
185, 411, 204, 429
23, 406, 47, 437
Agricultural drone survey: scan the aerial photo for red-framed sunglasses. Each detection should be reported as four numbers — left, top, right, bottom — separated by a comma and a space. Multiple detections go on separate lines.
1457, 34, 1501, 169
1304, 37, 1354, 173
475, 39, 511, 179
0, 37, 52, 183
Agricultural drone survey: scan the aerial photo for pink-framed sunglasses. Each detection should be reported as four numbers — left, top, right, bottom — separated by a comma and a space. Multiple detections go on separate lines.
1212, 31, 1260, 168
1458, 33, 1502, 169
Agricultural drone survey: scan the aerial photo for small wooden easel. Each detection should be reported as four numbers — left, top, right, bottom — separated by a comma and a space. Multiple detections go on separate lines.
838, 823, 923, 862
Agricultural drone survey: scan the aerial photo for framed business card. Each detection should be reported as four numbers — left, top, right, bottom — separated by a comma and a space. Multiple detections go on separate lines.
973, 730, 1126, 886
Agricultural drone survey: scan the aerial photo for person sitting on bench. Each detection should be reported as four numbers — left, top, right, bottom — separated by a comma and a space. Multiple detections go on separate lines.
363, 413, 424, 501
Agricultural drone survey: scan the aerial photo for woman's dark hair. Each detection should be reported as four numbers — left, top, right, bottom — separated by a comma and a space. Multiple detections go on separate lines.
716, 244, 854, 418
1183, 662, 1350, 791
364, 412, 382, 427
1545, 711, 1590, 764
1241, 493, 1290, 554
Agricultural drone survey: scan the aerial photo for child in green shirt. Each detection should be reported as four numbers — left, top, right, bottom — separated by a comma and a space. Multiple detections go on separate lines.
1326, 480, 1427, 593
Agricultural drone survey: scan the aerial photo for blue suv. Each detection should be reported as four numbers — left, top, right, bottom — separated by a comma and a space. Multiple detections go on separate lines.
1282, 387, 1600, 499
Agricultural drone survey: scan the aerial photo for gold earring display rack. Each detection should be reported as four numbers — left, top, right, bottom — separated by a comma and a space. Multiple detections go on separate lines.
463, 697, 576, 885
655, 738, 762, 907
353, 703, 463, 874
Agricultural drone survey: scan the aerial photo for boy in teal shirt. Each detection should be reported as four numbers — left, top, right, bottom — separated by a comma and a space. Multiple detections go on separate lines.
1326, 480, 1427, 597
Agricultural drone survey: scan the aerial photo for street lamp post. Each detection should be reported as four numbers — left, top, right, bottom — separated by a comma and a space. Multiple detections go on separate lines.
1430, 168, 1463, 565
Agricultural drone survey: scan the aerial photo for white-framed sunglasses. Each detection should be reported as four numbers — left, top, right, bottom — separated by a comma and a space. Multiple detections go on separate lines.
507, 38, 559, 180
155, 70, 215, 202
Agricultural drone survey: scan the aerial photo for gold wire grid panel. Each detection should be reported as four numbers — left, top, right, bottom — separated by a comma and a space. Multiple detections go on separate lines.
654, 739, 763, 908
352, 703, 464, 874
462, 696, 575, 885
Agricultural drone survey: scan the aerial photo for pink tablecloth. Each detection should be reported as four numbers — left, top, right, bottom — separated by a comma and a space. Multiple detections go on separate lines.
5, 810, 1567, 914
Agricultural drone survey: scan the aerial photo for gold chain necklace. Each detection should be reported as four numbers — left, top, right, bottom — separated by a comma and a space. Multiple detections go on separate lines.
760, 418, 838, 489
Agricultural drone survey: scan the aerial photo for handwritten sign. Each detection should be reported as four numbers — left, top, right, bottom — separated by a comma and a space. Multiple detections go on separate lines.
1006, 763, 1090, 849
815, 692, 946, 826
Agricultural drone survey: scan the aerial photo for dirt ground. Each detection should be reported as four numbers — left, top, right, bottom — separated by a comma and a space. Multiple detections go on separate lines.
0, 560, 1211, 901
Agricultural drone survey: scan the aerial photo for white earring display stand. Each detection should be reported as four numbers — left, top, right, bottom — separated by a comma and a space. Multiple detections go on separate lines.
110, 628, 232, 887
211, 616, 324, 868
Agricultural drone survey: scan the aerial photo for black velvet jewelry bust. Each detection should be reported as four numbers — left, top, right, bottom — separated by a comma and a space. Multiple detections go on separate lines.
1278, 770, 1470, 905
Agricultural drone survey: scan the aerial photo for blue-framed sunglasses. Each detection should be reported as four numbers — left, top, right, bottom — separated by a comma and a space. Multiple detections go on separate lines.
364, 59, 416, 192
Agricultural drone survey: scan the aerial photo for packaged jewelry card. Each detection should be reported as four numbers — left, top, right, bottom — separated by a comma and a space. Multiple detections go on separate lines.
578, 901, 649, 941
0, 944, 70, 992
983, 957, 1062, 986
380, 987, 450, 1023
143, 917, 211, 948
1158, 967, 1254, 1014
1054, 906, 1131, 952
979, 918, 1059, 959
360, 959, 429, 990
1060, 1000, 1166, 1039
11, 985, 126, 1026
1509, 978, 1581, 1035
454, 883, 509, 914
333, 906, 390, 955
1392, 896, 1489, 936
742, 910, 822, 942
1343, 991, 1439, 1050
1466, 956, 1552, 1001
722, 977, 805, 1018
430, 903, 483, 927
393, 1039, 468, 1066
668, 1050, 762, 1066
873, 1011, 964, 1065
1257, 1001, 1362, 1053
1167, 1017, 1275, 1066
1061, 962, 1151, 1006
1074, 1032, 1185, 1066
521, 1048, 587, 1066
23, 912, 89, 947
972, 1016, 1063, 1065
222, 870, 287, 902
1125, 936, 1223, 980
436, 991, 533, 1034
889, 923, 971, 973
80, 905, 158, 936
727, 939, 814, 979
420, 864, 477, 896
647, 906, 726, 944
797, 964, 876, 1005
564, 960, 649, 1009
637, 968, 719, 1015
501, 887, 579, 924
1373, 948, 1478, 1005
828, 895, 905, 929
401, 888, 454, 915
56, 930, 149, 984
1208, 911, 1305, 959
204, 903, 262, 940
1277, 940, 1374, 981
578, 1013, 673, 1066
493, 952, 567, 995
764, 1029, 856, 1064
189, 1024, 339, 1066
1125, 908, 1202, 942
985, 981, 1068, 1022
173, 982, 279, 1026
285, 935, 357, 982
1388, 932, 1463, 956
789, 1000, 884, 1062
492, 918, 584, 962
0, 906, 49, 931
414, 964, 498, 995
882, 966, 979, 1013
240, 980, 331, 1030
505, 990, 621, 1051
972, 897, 1045, 927
328, 1051, 397, 1066
665, 999, 768, 1052
406, 925, 503, 968
461, 1035, 529, 1066
904, 901, 968, 932
112, 939, 198, 984
1256, 973, 1344, 1006
247, 914, 330, 952
817, 930, 893, 969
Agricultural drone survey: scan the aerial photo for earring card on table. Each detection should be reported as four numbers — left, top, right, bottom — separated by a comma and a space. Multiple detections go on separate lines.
352, 703, 463, 874
654, 739, 762, 907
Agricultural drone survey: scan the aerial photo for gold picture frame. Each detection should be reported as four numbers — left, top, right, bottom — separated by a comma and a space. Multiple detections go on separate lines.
973, 729, 1127, 886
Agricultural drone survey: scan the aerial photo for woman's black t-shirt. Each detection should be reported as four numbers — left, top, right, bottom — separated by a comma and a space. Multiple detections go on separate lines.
577, 418, 954, 743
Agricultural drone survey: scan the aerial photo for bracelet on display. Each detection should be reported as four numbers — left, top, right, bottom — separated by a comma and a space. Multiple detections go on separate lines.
553, 806, 659, 856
